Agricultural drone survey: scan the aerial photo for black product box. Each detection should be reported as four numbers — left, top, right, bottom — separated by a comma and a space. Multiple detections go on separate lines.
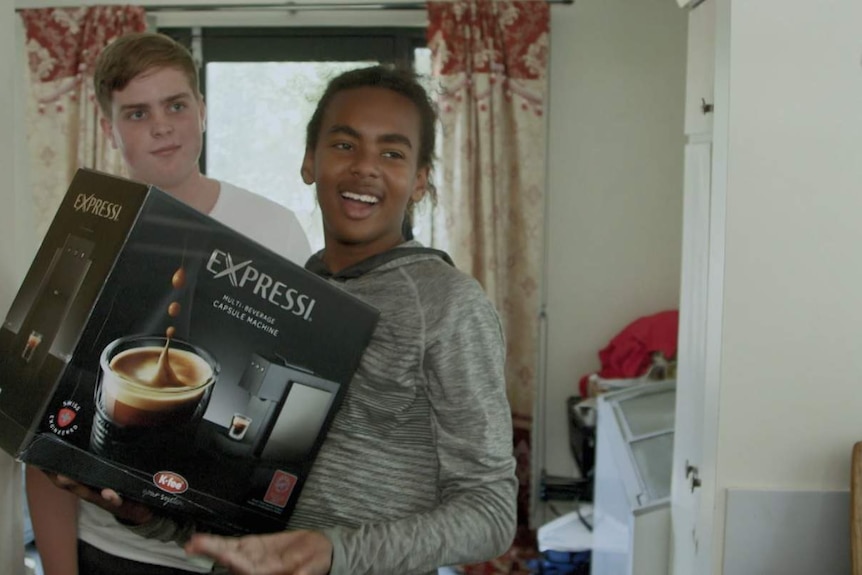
0, 168, 379, 534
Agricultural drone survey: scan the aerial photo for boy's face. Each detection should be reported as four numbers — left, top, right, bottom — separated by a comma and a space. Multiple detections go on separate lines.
301, 86, 428, 260
101, 66, 205, 191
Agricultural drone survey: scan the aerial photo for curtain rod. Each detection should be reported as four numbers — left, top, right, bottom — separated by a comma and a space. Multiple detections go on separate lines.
143, 0, 573, 12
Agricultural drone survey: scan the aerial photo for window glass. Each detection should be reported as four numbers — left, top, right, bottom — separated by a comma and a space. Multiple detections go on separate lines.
206, 61, 375, 252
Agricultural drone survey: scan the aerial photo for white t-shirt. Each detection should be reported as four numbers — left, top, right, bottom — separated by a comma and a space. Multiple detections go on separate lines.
77, 180, 312, 572
209, 181, 312, 267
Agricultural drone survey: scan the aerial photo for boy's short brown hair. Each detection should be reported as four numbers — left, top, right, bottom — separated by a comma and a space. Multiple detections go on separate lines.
93, 32, 200, 116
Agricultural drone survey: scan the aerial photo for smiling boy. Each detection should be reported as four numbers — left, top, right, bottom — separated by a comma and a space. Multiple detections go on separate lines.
184, 65, 518, 575
301, 85, 428, 270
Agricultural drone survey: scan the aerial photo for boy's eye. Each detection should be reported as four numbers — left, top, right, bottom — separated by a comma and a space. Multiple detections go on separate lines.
333, 142, 353, 151
127, 110, 145, 120
382, 150, 406, 160
169, 102, 186, 112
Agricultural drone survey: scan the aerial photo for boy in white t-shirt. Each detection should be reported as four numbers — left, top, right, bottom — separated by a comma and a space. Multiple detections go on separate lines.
26, 31, 311, 575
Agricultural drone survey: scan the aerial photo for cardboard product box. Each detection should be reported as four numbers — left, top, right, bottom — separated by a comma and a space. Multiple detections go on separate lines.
0, 168, 379, 534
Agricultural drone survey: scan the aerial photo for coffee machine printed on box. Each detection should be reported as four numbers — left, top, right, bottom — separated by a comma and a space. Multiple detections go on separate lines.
0, 169, 379, 534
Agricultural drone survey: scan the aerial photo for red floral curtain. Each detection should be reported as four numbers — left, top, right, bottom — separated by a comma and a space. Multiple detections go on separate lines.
427, 2, 550, 573
19, 6, 147, 239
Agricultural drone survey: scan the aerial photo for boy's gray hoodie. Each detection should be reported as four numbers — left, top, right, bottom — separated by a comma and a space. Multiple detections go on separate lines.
134, 241, 517, 574
294, 241, 517, 575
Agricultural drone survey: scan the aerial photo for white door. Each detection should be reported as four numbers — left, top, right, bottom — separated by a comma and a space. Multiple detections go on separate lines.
670, 141, 711, 574
671, 0, 722, 570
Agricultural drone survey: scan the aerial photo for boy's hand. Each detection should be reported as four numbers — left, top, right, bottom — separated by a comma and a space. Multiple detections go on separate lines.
47, 473, 154, 526
185, 530, 333, 575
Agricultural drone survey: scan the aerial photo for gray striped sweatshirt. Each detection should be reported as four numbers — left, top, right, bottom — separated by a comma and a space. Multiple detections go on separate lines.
293, 242, 517, 575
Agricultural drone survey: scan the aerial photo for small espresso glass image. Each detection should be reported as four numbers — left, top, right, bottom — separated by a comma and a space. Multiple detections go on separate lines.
228, 413, 252, 441
90, 335, 219, 462
21, 330, 42, 362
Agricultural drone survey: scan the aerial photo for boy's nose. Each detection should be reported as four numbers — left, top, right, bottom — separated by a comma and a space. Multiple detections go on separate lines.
151, 119, 174, 137
350, 150, 380, 177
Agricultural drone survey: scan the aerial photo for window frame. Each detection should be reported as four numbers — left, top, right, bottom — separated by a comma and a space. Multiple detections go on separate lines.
160, 27, 427, 173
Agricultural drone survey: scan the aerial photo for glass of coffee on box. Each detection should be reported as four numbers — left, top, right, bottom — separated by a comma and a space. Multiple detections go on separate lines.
21, 330, 42, 363
228, 413, 252, 441
90, 335, 219, 463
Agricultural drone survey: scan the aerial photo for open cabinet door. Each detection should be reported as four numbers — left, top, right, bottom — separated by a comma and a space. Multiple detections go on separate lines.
670, 140, 712, 574
671, 0, 727, 573
671, 0, 721, 570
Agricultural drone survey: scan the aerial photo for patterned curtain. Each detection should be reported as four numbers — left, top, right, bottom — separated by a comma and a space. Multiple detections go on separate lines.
19, 6, 147, 239
427, 1, 550, 572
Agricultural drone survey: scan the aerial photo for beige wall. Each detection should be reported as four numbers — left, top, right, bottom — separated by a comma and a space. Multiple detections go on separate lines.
711, 0, 862, 569
1, 10, 34, 301
543, 0, 687, 478
1, 0, 17, 312
1, 1, 25, 573
720, 0, 862, 489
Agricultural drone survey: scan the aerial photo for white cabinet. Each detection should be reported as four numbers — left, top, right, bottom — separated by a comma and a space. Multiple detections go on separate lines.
684, 0, 716, 136
669, 140, 712, 575
592, 381, 675, 575
671, 0, 725, 573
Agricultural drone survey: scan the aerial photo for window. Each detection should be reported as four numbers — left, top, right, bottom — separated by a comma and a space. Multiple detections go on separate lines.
162, 27, 430, 253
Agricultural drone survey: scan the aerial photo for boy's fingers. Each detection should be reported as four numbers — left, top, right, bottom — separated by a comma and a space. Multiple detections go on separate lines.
100, 488, 123, 506
52, 474, 79, 489
44, 475, 153, 525
186, 534, 231, 556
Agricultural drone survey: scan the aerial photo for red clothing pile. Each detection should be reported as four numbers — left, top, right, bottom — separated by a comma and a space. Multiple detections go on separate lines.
578, 310, 679, 397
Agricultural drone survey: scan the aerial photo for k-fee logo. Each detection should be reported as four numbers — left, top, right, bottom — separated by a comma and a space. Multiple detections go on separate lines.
153, 471, 188, 494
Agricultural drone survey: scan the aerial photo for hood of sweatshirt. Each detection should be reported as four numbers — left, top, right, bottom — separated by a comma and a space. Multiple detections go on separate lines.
305, 240, 454, 282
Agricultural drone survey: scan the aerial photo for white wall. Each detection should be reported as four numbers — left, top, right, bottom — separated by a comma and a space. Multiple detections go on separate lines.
543, 0, 686, 479
2, 0, 18, 311
712, 0, 862, 570
1, 0, 25, 573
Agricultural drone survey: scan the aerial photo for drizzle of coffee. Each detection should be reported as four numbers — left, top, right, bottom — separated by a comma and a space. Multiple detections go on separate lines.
155, 266, 186, 387
154, 338, 184, 388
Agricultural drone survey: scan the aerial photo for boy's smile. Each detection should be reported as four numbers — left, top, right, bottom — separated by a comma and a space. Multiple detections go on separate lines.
301, 86, 428, 273
101, 66, 205, 193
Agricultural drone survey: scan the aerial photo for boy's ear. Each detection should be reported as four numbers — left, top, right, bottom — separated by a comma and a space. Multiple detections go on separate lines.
199, 97, 207, 133
99, 116, 118, 149
300, 148, 315, 185
411, 165, 429, 203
